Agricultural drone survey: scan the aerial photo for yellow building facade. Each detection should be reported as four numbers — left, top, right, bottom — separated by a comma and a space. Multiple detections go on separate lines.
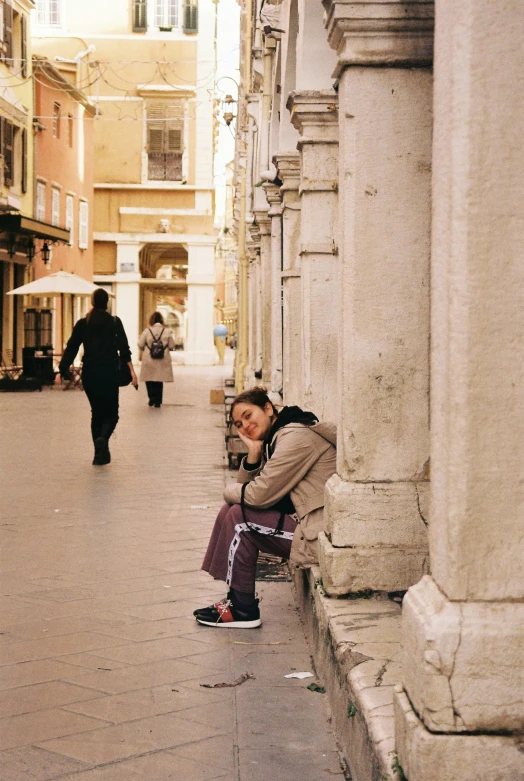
32, 0, 218, 363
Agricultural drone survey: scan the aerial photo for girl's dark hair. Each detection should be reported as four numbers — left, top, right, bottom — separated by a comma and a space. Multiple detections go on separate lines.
149, 311, 164, 326
91, 288, 109, 310
230, 386, 277, 418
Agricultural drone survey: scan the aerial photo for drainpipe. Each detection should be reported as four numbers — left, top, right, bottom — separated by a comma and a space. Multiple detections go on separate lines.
235, 0, 253, 392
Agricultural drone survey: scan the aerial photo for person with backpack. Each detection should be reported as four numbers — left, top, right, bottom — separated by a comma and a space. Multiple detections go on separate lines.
138, 312, 176, 408
59, 288, 138, 466
194, 387, 337, 628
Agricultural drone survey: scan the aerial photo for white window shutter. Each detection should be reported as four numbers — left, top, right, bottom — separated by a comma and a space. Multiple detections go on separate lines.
36, 182, 46, 222
51, 188, 60, 226
79, 200, 88, 249
65, 194, 74, 246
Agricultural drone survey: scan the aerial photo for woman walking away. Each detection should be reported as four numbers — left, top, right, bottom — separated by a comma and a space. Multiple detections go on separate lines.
138, 312, 176, 408
195, 387, 336, 628
59, 288, 138, 466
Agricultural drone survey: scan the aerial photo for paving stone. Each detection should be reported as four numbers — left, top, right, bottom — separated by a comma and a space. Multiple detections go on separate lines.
0, 745, 88, 781
36, 711, 225, 764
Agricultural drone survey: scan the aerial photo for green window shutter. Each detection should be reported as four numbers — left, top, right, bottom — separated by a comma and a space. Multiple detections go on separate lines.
133, 0, 147, 32
183, 0, 198, 33
4, 0, 13, 61
3, 120, 13, 187
21, 14, 27, 77
21, 128, 27, 193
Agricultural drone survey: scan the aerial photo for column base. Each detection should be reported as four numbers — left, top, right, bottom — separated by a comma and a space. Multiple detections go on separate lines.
318, 532, 429, 596
394, 686, 524, 781
401, 576, 524, 733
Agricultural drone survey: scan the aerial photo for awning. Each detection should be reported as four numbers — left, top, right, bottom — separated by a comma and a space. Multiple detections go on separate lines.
0, 214, 70, 243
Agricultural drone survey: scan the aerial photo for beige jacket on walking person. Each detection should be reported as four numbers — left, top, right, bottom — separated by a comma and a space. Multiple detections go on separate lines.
138, 324, 176, 383
223, 421, 337, 568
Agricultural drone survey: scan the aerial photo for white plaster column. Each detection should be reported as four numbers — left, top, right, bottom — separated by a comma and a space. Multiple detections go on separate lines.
264, 184, 283, 398
185, 242, 216, 365
288, 92, 338, 420
395, 1, 524, 777
253, 212, 273, 386
274, 152, 302, 406
317, 0, 433, 596
245, 227, 260, 386
115, 241, 141, 354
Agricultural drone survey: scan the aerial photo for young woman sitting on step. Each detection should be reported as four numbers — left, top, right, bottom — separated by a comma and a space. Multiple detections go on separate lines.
194, 387, 336, 628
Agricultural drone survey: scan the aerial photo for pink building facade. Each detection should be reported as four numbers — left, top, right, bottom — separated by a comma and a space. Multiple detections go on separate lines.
33, 57, 95, 349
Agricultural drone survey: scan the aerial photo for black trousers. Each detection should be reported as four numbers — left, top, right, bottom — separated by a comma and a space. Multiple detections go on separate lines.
82, 367, 119, 444
146, 381, 163, 405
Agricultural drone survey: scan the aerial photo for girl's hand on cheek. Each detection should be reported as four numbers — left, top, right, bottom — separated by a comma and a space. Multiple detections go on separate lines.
238, 432, 264, 462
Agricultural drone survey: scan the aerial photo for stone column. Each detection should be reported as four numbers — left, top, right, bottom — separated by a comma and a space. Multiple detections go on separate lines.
318, 0, 433, 596
185, 242, 215, 365
115, 241, 142, 351
274, 152, 303, 406
288, 92, 338, 420
253, 211, 272, 385
244, 230, 259, 387
395, 1, 524, 777
264, 183, 283, 398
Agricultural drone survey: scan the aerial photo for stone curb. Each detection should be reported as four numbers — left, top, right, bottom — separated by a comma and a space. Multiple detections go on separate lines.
293, 564, 403, 781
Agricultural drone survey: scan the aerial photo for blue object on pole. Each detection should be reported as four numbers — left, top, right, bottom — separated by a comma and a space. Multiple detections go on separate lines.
213, 323, 228, 337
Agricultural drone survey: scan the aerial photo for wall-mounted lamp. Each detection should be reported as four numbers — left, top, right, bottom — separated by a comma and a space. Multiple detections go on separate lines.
42, 242, 51, 265
7, 234, 16, 258
26, 239, 35, 262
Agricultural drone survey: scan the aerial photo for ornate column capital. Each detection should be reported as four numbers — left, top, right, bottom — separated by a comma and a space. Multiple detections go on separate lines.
273, 152, 301, 195
252, 209, 272, 237
287, 91, 339, 146
248, 215, 260, 247
322, 0, 434, 76
263, 183, 283, 218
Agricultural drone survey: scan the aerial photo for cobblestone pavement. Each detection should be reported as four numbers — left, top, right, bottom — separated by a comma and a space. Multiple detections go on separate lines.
0, 363, 345, 781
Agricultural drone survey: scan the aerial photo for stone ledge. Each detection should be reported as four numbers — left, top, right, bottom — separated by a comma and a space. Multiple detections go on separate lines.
294, 564, 402, 781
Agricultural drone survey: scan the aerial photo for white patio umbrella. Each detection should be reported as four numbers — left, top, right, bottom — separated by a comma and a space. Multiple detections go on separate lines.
6, 270, 110, 297
7, 272, 114, 354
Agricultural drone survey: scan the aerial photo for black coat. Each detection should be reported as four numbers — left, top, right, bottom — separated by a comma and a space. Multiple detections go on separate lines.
59, 310, 132, 376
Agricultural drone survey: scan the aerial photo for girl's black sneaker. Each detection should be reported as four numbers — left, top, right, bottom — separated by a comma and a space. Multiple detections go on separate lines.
194, 597, 261, 628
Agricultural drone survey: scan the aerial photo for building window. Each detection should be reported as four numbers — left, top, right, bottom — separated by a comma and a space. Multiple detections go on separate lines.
154, 0, 179, 29
133, 0, 147, 31
51, 188, 60, 227
146, 102, 184, 181
3, 0, 13, 61
68, 114, 73, 147
36, 181, 46, 221
183, 0, 198, 33
36, 0, 62, 27
0, 118, 14, 187
53, 103, 60, 138
78, 200, 88, 249
65, 194, 74, 246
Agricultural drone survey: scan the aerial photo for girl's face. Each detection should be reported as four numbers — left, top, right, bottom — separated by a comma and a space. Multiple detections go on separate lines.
232, 402, 275, 441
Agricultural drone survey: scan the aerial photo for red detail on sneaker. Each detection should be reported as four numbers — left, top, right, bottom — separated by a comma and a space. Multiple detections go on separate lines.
215, 601, 235, 623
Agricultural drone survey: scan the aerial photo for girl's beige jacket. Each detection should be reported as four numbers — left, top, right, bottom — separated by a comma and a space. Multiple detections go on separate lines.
223, 422, 337, 568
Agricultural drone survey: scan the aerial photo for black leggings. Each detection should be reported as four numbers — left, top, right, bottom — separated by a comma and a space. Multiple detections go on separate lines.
82, 368, 119, 444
